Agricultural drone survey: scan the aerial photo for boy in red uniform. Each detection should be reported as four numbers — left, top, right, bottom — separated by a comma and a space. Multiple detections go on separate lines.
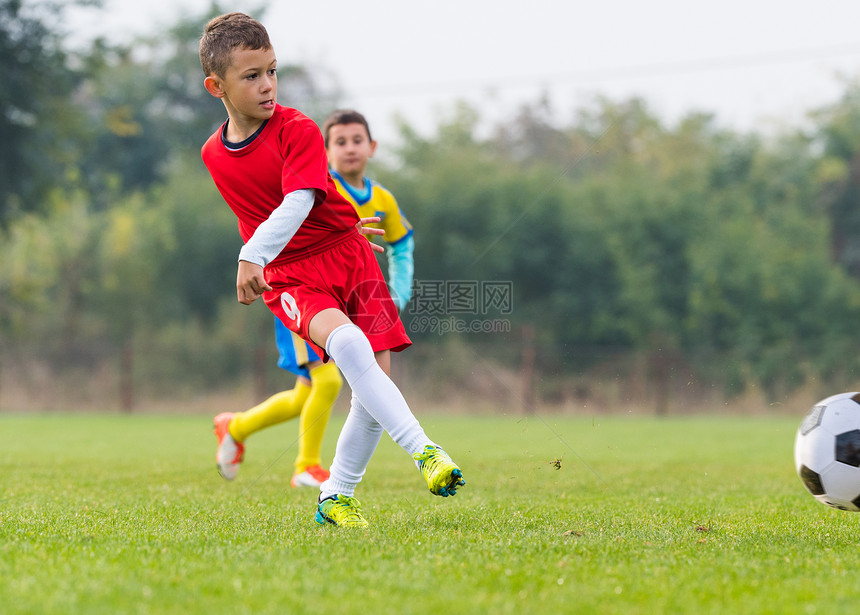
199, 12, 464, 527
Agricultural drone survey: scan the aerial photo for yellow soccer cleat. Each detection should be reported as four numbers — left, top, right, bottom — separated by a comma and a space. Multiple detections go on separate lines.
315, 495, 369, 528
413, 445, 466, 497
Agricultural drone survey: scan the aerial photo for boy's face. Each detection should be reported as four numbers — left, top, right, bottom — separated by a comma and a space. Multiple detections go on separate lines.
326, 123, 377, 178
204, 47, 277, 127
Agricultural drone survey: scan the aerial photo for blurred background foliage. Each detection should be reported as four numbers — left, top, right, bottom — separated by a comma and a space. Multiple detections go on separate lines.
3, 0, 860, 413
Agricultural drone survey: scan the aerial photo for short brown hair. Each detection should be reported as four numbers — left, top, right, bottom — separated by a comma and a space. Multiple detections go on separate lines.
321, 109, 372, 148
199, 12, 272, 78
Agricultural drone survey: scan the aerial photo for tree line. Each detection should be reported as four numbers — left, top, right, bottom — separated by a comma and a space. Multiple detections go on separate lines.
2, 0, 860, 411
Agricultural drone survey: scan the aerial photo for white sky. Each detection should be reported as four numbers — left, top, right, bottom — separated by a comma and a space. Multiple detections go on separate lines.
67, 0, 860, 145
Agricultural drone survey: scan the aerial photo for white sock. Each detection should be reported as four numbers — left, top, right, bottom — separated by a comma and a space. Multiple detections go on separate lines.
326, 324, 432, 456
320, 395, 383, 499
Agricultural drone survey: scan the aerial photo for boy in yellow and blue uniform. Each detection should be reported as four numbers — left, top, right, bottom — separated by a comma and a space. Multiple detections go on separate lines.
214, 109, 414, 487
330, 169, 413, 308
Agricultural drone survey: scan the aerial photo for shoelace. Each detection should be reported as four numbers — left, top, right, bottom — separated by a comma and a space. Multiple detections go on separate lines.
333, 496, 364, 521
413, 446, 448, 473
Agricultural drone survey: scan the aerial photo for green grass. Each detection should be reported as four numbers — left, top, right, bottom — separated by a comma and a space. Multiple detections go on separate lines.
2, 411, 858, 614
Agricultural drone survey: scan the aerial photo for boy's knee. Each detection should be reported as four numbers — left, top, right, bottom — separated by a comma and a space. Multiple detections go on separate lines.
325, 323, 376, 373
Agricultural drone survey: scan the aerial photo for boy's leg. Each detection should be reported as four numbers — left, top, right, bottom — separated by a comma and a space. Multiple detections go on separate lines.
229, 385, 310, 441
314, 395, 380, 528
291, 361, 342, 487
230, 319, 315, 441
308, 311, 430, 455
214, 383, 310, 480
215, 319, 314, 481
320, 394, 383, 499
310, 313, 465, 498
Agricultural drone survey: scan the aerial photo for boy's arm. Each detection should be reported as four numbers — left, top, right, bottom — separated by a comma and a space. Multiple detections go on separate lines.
236, 189, 315, 305
386, 234, 414, 311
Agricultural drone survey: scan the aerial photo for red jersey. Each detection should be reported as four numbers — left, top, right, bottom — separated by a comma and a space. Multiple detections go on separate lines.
201, 105, 359, 265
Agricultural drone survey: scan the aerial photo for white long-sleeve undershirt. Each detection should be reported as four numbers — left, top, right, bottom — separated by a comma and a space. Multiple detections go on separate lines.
237, 189, 315, 266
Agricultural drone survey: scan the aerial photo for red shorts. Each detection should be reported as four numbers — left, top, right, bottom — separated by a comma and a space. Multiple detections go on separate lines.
263, 232, 411, 361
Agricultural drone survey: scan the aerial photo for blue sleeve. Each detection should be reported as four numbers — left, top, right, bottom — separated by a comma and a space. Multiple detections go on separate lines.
386, 234, 414, 310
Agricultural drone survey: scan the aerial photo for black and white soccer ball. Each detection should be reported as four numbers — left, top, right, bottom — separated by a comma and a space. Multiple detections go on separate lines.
795, 392, 860, 511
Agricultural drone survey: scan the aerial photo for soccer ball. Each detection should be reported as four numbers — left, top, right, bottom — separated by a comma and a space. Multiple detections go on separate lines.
794, 392, 860, 511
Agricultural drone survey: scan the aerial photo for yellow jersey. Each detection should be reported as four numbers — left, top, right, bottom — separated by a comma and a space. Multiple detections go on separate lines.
330, 170, 412, 245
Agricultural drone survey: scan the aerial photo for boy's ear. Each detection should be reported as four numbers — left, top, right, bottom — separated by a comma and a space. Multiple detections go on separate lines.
204, 75, 226, 99
369, 139, 378, 158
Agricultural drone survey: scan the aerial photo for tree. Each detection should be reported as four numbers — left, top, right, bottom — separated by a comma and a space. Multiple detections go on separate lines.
72, 4, 343, 205
809, 79, 860, 278
0, 0, 93, 224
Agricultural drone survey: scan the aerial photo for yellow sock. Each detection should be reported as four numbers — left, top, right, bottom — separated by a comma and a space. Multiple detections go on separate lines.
294, 362, 343, 473
229, 382, 311, 442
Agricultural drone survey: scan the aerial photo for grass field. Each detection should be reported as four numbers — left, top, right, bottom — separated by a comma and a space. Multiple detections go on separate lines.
2, 410, 859, 614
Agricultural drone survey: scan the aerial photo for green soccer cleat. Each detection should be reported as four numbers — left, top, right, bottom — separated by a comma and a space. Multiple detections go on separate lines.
315, 495, 369, 528
413, 445, 466, 497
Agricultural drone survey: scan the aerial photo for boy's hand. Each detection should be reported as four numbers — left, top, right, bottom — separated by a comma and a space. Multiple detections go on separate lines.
236, 260, 272, 305
356, 217, 385, 254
